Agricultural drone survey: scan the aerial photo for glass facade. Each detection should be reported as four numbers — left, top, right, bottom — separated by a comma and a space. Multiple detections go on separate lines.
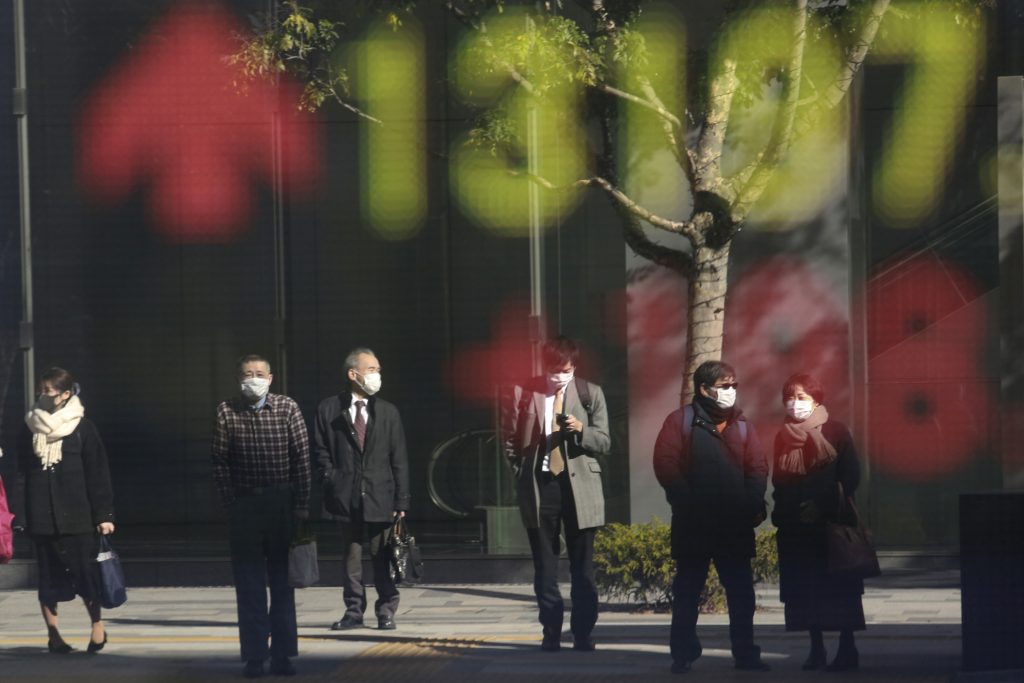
0, 1, 1019, 565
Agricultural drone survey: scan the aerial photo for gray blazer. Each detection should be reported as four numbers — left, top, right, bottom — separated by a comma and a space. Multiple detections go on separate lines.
509, 377, 611, 530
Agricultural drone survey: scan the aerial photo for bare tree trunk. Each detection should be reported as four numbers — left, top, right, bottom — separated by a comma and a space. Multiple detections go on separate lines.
682, 242, 731, 404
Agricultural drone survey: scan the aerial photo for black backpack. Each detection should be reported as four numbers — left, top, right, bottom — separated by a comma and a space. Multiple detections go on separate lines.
574, 377, 594, 424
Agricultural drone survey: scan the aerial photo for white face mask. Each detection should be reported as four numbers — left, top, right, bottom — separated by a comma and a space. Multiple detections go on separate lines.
357, 371, 382, 396
548, 371, 574, 390
240, 377, 270, 402
712, 386, 737, 409
786, 399, 815, 422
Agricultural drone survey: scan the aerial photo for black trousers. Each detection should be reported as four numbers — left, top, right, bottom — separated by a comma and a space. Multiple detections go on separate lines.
671, 553, 759, 664
525, 472, 598, 639
228, 488, 297, 662
338, 513, 399, 620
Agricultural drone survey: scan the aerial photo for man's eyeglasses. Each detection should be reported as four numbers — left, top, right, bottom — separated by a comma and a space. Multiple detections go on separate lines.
712, 382, 739, 390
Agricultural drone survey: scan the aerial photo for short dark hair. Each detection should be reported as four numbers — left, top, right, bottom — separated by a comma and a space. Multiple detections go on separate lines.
541, 336, 580, 369
693, 360, 736, 390
237, 354, 272, 374
39, 366, 77, 395
782, 373, 825, 404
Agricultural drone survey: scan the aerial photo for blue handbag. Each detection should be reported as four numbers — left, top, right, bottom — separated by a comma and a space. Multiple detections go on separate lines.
96, 535, 128, 608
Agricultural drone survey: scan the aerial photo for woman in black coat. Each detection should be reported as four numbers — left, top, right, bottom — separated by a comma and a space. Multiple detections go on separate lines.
14, 367, 115, 654
772, 373, 864, 671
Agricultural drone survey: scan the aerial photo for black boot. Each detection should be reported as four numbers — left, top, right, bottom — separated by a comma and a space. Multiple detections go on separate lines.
803, 628, 826, 670
826, 631, 859, 671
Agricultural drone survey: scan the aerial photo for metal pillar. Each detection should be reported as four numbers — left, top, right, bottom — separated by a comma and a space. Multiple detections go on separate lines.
526, 16, 545, 375
269, 0, 288, 392
13, 0, 34, 408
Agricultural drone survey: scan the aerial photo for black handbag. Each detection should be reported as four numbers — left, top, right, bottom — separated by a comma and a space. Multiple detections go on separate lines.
826, 483, 881, 579
386, 515, 423, 586
96, 535, 128, 609
288, 520, 320, 588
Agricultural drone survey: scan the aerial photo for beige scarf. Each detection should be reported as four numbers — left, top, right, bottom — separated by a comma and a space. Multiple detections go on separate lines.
776, 404, 837, 476
24, 395, 85, 470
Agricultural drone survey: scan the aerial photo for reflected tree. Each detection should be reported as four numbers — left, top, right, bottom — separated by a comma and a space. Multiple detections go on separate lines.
232, 0, 992, 400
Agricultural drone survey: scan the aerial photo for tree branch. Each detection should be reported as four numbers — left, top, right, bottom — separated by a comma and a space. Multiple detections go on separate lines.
580, 177, 700, 242
728, 0, 809, 222
693, 56, 738, 196
619, 211, 696, 278
325, 85, 383, 124
795, 0, 890, 136
443, 1, 482, 31
508, 170, 700, 243
502, 60, 537, 95
586, 0, 696, 198
598, 83, 682, 129
636, 76, 696, 188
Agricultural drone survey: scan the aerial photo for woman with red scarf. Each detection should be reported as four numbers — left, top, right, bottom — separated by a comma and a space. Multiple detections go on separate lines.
772, 373, 864, 671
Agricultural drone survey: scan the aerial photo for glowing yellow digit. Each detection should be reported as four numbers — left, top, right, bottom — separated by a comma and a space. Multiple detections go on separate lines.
871, 5, 983, 227
618, 3, 686, 216
358, 19, 426, 240
713, 7, 844, 226
450, 9, 586, 236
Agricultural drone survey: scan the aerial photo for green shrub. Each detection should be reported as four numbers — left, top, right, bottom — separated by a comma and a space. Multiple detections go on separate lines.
594, 519, 779, 613
593, 519, 674, 608
752, 526, 780, 584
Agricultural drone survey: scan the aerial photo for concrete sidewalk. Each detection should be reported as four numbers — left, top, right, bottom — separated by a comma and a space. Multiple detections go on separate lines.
0, 581, 1009, 682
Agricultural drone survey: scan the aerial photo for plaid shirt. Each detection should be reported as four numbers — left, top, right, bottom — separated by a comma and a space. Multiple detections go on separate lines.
211, 393, 311, 512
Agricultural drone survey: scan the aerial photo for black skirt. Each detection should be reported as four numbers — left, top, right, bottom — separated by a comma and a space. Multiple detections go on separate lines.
33, 533, 102, 606
777, 525, 866, 632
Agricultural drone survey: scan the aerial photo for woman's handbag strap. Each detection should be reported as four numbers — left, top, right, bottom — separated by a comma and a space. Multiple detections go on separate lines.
836, 481, 863, 526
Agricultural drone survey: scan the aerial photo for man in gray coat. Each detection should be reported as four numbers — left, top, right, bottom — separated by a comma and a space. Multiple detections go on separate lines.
507, 336, 611, 652
314, 348, 409, 631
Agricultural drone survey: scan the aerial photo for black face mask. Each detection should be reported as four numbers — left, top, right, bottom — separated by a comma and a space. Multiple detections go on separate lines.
36, 394, 62, 413
695, 391, 733, 423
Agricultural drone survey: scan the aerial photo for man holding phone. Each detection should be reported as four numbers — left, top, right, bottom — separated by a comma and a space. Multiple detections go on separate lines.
505, 337, 611, 652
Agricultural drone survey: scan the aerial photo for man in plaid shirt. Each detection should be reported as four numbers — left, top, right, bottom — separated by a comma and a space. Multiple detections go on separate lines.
212, 354, 311, 679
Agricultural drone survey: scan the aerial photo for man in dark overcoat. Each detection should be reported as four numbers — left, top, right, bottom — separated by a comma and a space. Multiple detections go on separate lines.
653, 360, 770, 674
314, 347, 409, 631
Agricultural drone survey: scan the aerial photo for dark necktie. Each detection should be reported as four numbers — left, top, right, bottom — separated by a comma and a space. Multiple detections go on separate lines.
549, 389, 565, 475
354, 400, 366, 451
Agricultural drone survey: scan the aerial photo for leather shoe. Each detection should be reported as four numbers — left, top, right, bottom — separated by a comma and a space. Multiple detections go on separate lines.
734, 657, 771, 671
329, 615, 364, 631
540, 633, 561, 652
825, 647, 859, 672
243, 659, 264, 678
86, 631, 108, 654
802, 648, 827, 671
47, 637, 72, 654
572, 635, 595, 651
269, 657, 296, 676
670, 660, 692, 674
377, 616, 396, 630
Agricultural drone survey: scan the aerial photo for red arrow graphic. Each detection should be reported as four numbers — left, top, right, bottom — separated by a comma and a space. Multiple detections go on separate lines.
77, 2, 320, 243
